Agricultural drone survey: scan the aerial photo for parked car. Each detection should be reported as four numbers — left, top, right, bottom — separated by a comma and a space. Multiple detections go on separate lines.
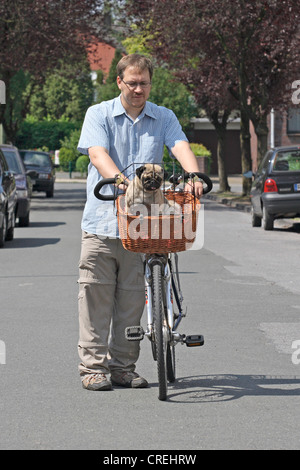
250, 145, 300, 230
19, 150, 57, 198
0, 148, 17, 247
0, 144, 32, 227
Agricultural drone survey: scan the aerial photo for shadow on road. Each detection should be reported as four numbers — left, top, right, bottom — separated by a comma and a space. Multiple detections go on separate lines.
7, 238, 61, 248
164, 374, 300, 403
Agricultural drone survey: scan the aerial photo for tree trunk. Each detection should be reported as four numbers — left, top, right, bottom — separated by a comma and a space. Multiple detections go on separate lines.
254, 115, 269, 168
216, 126, 230, 192
240, 109, 252, 196
211, 110, 230, 192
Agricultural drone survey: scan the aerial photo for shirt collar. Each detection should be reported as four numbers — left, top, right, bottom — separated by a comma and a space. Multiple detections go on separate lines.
112, 95, 157, 120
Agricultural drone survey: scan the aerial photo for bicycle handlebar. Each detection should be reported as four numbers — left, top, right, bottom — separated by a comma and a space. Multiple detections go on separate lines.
94, 171, 213, 201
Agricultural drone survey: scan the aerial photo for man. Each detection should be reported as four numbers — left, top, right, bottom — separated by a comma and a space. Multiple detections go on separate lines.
77, 54, 203, 391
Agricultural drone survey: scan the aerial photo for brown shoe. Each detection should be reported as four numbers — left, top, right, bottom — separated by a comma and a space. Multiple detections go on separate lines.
111, 371, 148, 388
82, 373, 112, 391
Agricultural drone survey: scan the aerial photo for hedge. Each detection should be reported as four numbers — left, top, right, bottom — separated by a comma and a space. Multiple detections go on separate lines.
15, 120, 81, 151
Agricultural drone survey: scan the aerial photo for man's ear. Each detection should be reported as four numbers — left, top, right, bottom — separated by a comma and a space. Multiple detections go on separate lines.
136, 165, 146, 179
116, 76, 122, 90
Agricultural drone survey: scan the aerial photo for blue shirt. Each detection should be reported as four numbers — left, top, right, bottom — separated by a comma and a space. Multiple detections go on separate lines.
77, 95, 188, 237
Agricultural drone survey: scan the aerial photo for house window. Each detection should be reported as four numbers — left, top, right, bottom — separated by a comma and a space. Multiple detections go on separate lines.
287, 108, 300, 134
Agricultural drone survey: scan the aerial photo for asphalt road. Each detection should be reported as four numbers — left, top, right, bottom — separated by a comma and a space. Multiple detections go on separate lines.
0, 182, 299, 451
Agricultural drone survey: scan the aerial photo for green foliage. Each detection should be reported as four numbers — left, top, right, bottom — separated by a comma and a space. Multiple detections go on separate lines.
58, 129, 82, 171
59, 147, 77, 172
149, 68, 197, 131
15, 118, 80, 150
189, 143, 211, 157
76, 154, 90, 175
29, 61, 94, 122
122, 24, 153, 56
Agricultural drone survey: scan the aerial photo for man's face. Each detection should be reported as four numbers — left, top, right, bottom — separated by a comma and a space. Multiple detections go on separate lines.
117, 66, 151, 114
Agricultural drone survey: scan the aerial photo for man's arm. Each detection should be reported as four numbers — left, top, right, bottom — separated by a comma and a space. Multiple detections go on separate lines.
89, 146, 120, 178
171, 140, 204, 198
89, 146, 128, 188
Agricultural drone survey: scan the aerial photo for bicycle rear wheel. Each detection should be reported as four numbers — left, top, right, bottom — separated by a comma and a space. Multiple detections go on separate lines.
167, 343, 176, 383
152, 263, 168, 401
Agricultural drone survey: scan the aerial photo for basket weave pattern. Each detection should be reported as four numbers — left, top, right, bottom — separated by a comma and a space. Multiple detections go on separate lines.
116, 191, 200, 253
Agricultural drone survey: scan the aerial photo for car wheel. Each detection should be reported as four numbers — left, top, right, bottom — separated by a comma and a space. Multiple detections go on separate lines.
251, 206, 261, 227
19, 212, 30, 227
0, 215, 7, 248
262, 204, 274, 230
46, 186, 54, 198
6, 212, 15, 241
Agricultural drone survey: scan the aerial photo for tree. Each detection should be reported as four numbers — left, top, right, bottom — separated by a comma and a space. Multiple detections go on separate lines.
125, 0, 300, 195
29, 61, 94, 122
0, 0, 111, 142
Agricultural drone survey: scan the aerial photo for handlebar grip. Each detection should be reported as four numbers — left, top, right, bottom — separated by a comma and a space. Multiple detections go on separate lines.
94, 178, 116, 201
187, 172, 213, 194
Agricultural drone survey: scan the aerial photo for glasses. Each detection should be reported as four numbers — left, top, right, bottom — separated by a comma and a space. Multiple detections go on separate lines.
121, 79, 151, 90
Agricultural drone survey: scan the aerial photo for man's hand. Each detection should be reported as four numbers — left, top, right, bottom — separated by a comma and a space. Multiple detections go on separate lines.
184, 180, 203, 198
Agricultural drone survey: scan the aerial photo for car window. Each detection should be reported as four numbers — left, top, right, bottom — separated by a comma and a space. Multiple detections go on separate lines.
1, 149, 24, 174
20, 151, 51, 167
273, 150, 300, 172
257, 151, 272, 174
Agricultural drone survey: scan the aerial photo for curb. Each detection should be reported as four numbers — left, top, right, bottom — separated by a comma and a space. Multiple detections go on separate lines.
204, 193, 251, 213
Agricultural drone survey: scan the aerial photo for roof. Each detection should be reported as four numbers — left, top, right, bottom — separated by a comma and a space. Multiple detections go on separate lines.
87, 41, 116, 74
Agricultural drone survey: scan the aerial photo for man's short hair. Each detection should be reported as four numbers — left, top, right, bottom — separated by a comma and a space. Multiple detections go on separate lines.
116, 54, 153, 81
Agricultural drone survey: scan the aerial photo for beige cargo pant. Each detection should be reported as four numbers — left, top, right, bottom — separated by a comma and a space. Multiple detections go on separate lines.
78, 232, 145, 377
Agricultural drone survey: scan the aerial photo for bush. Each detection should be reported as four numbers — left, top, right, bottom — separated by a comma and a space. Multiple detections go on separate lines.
189, 143, 211, 157
162, 143, 212, 175
15, 118, 81, 150
59, 147, 77, 171
76, 155, 90, 175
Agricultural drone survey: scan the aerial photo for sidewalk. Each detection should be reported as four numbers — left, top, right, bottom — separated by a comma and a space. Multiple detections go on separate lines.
55, 171, 252, 213
55, 171, 87, 183
204, 175, 251, 213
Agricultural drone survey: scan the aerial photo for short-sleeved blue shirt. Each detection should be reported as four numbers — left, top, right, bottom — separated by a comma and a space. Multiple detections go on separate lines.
77, 95, 188, 237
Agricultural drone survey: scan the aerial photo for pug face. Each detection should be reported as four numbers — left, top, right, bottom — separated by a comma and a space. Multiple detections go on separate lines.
136, 164, 164, 191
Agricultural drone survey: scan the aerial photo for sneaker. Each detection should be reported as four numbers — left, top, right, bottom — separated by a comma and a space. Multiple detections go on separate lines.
82, 373, 112, 391
111, 371, 148, 388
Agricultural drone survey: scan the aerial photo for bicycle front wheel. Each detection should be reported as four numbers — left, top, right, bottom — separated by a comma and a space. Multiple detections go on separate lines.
152, 263, 168, 401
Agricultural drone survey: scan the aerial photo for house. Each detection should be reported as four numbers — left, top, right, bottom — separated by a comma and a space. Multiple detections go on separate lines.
87, 41, 117, 80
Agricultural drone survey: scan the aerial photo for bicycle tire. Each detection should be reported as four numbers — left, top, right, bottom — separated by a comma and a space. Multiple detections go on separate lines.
152, 263, 168, 401
166, 343, 176, 383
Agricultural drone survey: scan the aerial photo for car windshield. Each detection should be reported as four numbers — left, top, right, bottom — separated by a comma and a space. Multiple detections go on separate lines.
273, 150, 300, 172
21, 151, 51, 167
1, 149, 24, 174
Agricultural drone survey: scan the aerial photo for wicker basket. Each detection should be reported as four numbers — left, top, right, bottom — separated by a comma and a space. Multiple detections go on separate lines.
116, 191, 200, 253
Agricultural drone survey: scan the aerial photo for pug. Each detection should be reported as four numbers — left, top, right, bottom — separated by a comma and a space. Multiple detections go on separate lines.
125, 164, 181, 215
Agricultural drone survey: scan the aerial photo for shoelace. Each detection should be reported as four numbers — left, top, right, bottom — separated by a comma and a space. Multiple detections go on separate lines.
86, 373, 107, 383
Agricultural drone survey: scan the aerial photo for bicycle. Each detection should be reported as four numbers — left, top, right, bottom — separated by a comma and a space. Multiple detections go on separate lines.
94, 163, 213, 400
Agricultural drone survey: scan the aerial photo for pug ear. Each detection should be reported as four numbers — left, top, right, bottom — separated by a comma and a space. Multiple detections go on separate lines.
136, 165, 146, 179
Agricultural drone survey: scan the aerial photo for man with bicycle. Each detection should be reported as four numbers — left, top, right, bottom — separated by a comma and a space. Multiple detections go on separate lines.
77, 53, 203, 391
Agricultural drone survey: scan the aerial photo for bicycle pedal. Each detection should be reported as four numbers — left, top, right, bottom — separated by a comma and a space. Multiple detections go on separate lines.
125, 326, 144, 341
185, 335, 204, 347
